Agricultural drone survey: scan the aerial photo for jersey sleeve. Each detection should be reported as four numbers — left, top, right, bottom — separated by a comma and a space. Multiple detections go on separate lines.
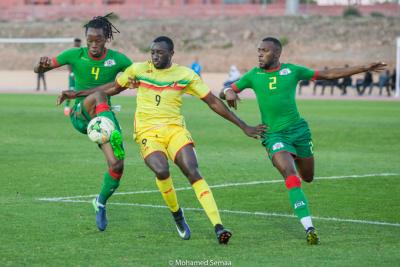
231, 69, 253, 93
293, 64, 318, 81
184, 71, 211, 99
117, 52, 133, 71
54, 48, 80, 67
116, 64, 136, 88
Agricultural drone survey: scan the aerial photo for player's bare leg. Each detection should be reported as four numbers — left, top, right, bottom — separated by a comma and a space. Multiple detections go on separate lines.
145, 152, 191, 240
175, 144, 232, 244
84, 91, 124, 231
273, 152, 319, 245
295, 157, 314, 183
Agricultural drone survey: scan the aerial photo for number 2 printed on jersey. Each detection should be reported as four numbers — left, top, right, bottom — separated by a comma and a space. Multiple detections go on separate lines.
268, 77, 277, 90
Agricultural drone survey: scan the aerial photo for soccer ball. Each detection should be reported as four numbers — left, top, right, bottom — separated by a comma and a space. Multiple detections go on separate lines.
87, 116, 115, 144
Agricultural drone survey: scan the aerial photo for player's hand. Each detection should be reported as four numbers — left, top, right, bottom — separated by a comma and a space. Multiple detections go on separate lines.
57, 90, 77, 105
225, 89, 241, 110
37, 56, 52, 70
366, 62, 387, 73
128, 77, 140, 89
242, 124, 267, 139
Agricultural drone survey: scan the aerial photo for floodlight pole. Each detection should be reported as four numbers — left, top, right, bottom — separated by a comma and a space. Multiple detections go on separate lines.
286, 0, 299, 16
396, 37, 400, 97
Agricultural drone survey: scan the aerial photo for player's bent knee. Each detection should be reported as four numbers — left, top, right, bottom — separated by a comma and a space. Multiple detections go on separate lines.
110, 160, 124, 176
154, 169, 170, 180
301, 175, 314, 183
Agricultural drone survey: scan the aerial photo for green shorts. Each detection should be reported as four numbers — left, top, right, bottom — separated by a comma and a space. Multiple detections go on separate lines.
70, 102, 92, 134
70, 102, 122, 135
262, 118, 314, 160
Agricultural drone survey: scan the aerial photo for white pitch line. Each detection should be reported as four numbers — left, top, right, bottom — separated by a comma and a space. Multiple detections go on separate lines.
38, 172, 398, 202
52, 199, 400, 228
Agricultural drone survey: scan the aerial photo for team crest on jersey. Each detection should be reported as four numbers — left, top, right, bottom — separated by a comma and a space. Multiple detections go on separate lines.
272, 142, 284, 151
279, 68, 291, 76
104, 59, 116, 67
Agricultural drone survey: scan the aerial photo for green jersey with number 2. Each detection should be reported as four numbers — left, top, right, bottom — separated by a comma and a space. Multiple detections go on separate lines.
232, 63, 316, 133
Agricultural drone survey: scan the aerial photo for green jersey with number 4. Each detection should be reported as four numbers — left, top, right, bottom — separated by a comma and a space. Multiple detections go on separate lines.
54, 47, 132, 103
232, 63, 316, 133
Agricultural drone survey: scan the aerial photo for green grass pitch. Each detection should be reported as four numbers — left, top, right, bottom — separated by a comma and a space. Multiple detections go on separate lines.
0, 94, 399, 266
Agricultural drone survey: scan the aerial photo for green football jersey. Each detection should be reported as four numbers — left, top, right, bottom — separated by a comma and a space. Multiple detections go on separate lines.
54, 47, 132, 103
232, 63, 316, 133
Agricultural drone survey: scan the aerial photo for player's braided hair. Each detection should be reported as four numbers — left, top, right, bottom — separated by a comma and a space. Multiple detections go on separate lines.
84, 13, 120, 41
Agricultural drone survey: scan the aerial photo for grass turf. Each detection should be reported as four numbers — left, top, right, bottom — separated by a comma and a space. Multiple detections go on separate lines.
0, 94, 399, 266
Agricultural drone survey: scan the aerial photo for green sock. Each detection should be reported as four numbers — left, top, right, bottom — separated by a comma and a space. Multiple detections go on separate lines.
288, 187, 310, 219
98, 171, 120, 205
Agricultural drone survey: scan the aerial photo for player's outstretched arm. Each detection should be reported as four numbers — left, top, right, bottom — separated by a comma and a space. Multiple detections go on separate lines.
202, 92, 265, 139
317, 62, 387, 80
56, 82, 128, 105
34, 56, 57, 73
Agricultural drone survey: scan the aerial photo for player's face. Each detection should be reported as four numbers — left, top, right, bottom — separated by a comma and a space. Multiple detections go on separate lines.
257, 41, 280, 69
150, 41, 173, 69
86, 28, 106, 58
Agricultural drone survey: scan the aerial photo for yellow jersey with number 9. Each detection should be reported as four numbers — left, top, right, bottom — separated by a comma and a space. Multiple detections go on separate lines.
116, 61, 210, 134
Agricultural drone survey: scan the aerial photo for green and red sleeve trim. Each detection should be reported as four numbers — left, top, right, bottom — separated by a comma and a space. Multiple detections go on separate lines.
311, 70, 319, 81
52, 57, 60, 67
231, 83, 240, 93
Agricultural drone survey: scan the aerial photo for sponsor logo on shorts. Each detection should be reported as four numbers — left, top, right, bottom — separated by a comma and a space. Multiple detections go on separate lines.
279, 68, 291, 75
294, 201, 305, 209
104, 59, 116, 67
272, 142, 284, 151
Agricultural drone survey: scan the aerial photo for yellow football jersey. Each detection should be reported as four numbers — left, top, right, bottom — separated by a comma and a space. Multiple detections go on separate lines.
117, 61, 210, 134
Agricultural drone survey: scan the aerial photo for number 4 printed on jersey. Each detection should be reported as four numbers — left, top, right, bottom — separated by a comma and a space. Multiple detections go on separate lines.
91, 67, 100, 80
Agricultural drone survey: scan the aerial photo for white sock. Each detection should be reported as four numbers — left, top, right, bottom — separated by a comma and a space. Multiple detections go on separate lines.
300, 216, 313, 230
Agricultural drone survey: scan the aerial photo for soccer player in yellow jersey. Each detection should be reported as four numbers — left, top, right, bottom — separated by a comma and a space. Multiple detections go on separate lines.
69, 36, 265, 244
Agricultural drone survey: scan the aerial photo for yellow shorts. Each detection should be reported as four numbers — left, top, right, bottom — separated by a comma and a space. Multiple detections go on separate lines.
134, 125, 194, 161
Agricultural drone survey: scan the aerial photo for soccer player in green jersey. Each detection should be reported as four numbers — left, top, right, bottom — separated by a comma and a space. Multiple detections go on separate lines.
221, 37, 386, 245
34, 14, 132, 232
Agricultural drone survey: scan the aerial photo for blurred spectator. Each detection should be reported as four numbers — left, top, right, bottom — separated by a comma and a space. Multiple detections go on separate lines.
190, 57, 202, 77
338, 64, 352, 95
321, 78, 339, 96
356, 71, 373, 95
297, 80, 309, 95
36, 71, 47, 91
390, 68, 396, 92
223, 65, 241, 88
369, 69, 391, 96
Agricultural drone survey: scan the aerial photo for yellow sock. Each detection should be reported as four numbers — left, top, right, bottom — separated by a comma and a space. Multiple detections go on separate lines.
155, 177, 179, 213
192, 178, 222, 226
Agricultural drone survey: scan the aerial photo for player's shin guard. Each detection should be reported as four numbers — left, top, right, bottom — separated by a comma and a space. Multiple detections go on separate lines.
98, 168, 122, 205
95, 103, 118, 128
285, 175, 313, 226
156, 177, 180, 213
192, 178, 222, 226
